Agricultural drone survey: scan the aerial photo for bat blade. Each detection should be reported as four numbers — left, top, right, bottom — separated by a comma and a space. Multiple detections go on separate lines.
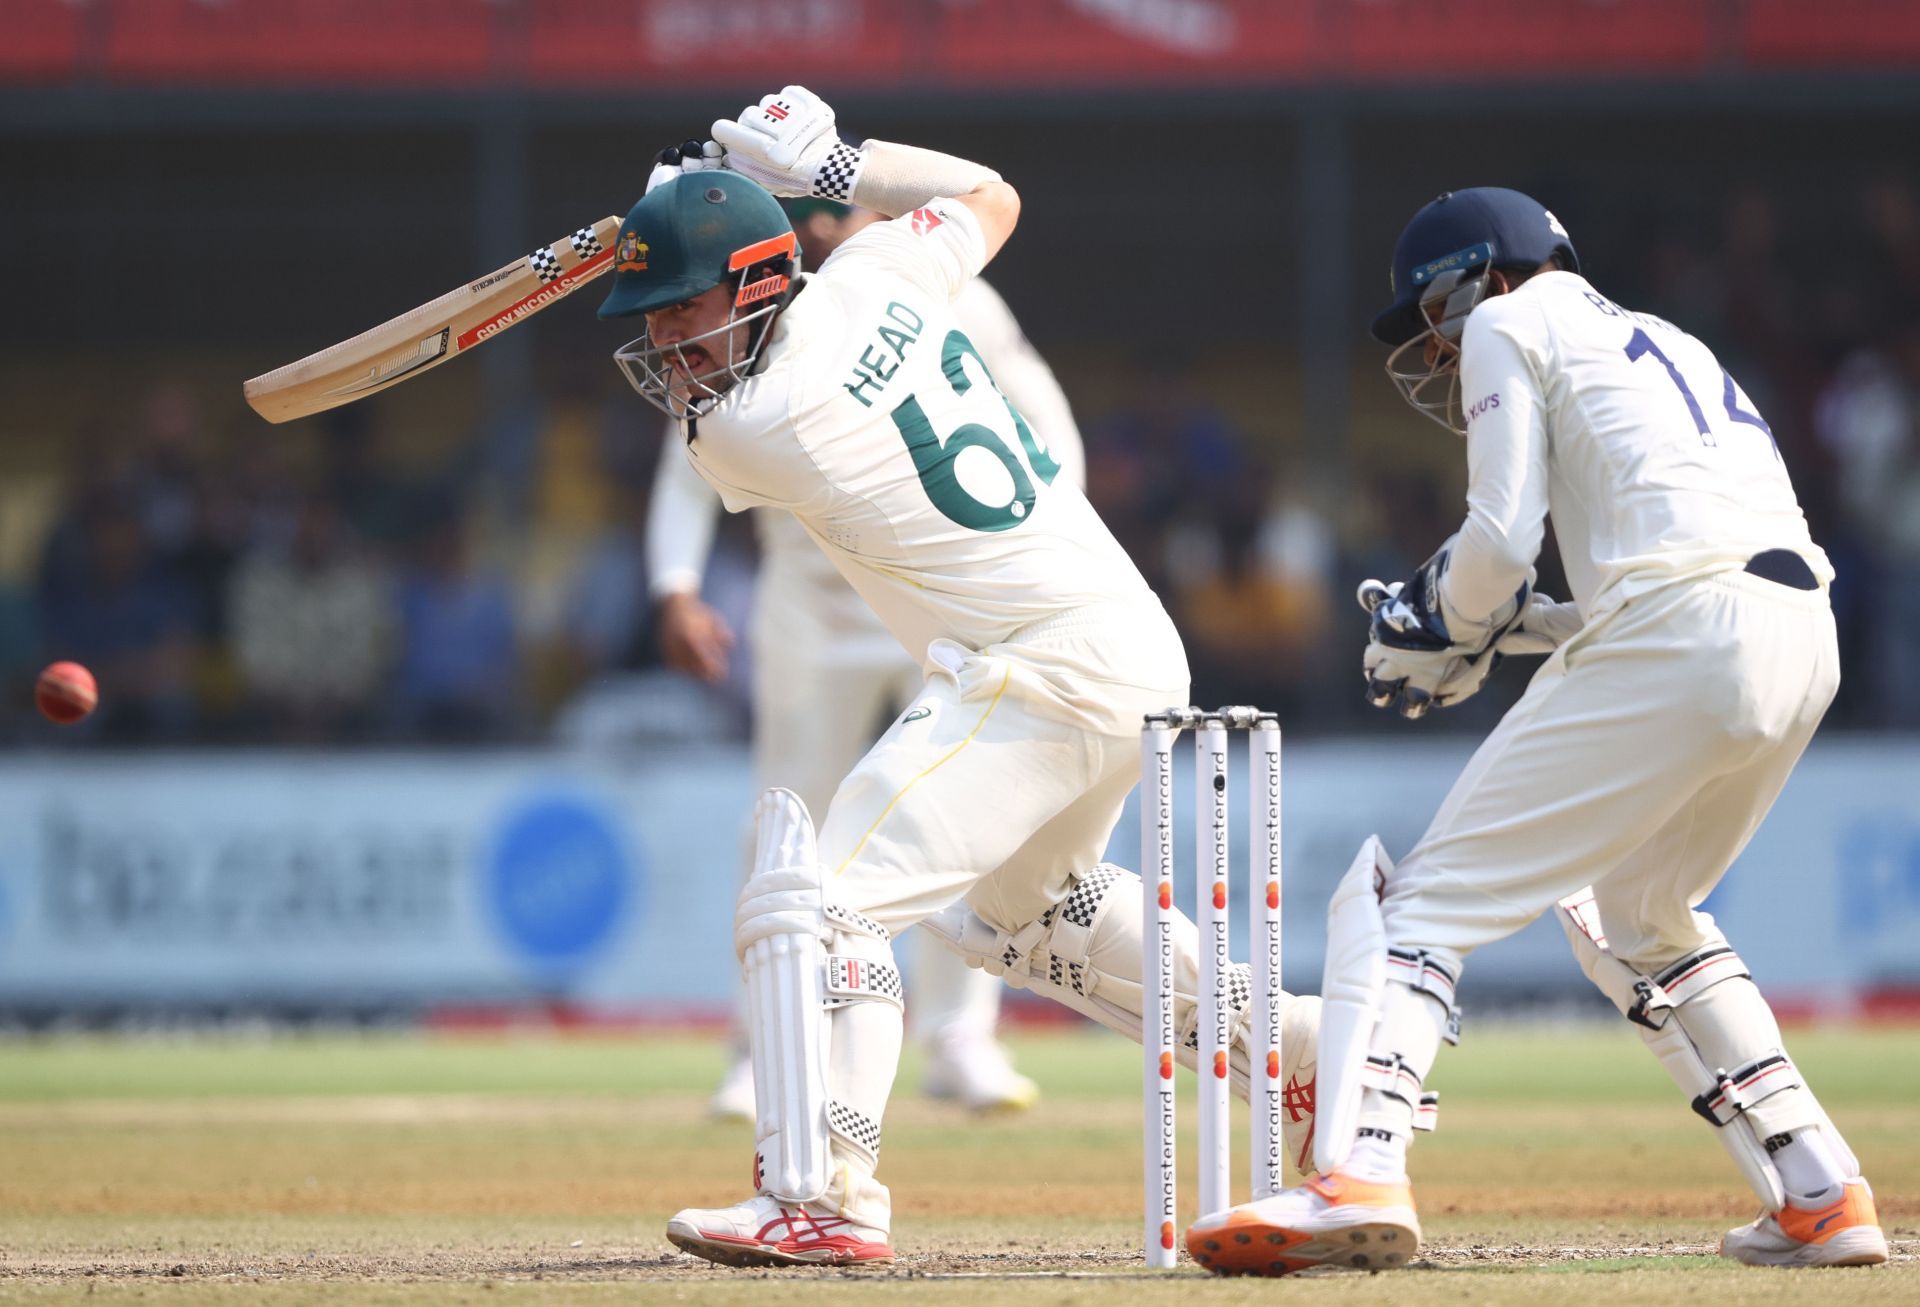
243, 215, 622, 423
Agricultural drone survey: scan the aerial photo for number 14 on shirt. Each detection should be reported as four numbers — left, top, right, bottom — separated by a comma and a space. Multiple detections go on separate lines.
1623, 327, 1779, 459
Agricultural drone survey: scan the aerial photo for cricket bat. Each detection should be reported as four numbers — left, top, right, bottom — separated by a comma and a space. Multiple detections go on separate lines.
243, 215, 622, 423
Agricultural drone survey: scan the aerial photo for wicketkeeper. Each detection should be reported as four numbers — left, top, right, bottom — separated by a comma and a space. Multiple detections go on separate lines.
1188, 188, 1886, 1274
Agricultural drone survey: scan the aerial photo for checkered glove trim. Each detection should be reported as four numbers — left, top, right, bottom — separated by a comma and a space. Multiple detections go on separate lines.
569, 227, 603, 258
812, 141, 863, 202
527, 246, 563, 283
826, 1100, 882, 1162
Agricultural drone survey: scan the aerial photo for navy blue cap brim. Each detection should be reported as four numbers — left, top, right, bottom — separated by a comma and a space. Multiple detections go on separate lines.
1370, 299, 1428, 347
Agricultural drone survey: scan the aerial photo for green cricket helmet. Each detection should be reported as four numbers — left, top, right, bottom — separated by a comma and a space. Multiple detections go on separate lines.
601, 171, 801, 419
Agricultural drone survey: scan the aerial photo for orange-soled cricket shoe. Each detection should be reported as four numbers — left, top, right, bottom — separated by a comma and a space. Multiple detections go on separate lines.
1720, 1178, 1889, 1267
1185, 1170, 1420, 1276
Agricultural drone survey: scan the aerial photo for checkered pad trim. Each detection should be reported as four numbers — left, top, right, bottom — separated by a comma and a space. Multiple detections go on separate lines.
1183, 963, 1253, 1050
824, 903, 890, 943
527, 246, 563, 283
812, 142, 863, 202
1047, 956, 1088, 996
1044, 864, 1122, 931
826, 1100, 882, 1161
1223, 962, 1251, 1015
569, 227, 603, 258
825, 955, 903, 1004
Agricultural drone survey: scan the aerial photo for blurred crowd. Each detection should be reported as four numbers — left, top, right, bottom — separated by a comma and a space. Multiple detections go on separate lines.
5, 175, 1919, 746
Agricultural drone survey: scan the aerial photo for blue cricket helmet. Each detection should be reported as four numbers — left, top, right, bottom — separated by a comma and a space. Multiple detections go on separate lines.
1370, 188, 1580, 346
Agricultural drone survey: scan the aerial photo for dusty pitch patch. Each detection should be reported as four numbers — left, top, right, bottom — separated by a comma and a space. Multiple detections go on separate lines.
3, 1241, 1912, 1283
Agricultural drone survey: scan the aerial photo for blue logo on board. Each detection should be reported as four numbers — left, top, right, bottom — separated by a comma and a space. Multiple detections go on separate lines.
487, 793, 638, 971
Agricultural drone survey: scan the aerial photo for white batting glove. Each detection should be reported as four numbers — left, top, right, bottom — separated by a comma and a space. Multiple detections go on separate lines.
646, 139, 725, 195
710, 85, 864, 201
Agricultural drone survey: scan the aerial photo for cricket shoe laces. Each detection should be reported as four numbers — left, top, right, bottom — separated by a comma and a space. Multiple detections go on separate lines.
1719, 1178, 1890, 1268
1186, 1169, 1421, 1277
666, 1191, 895, 1268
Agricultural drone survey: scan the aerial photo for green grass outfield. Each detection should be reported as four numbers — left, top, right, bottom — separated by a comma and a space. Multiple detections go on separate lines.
0, 1023, 1913, 1304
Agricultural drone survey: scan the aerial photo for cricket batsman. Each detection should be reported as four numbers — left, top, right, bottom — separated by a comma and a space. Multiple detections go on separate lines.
1188, 188, 1887, 1273
648, 195, 1086, 1118
599, 86, 1320, 1266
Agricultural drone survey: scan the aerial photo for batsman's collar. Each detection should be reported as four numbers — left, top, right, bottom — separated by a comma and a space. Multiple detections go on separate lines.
599, 171, 794, 319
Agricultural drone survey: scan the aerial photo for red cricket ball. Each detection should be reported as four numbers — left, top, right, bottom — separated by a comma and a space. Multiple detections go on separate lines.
36, 661, 98, 725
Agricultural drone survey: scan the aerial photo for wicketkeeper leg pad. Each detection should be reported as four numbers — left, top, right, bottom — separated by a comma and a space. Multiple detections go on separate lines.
735, 789, 903, 1209
1316, 838, 1456, 1175
1558, 887, 1859, 1213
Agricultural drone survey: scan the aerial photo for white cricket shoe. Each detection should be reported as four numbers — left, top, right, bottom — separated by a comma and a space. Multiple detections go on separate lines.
921, 1031, 1039, 1113
666, 1192, 894, 1268
1720, 1178, 1889, 1267
706, 1057, 755, 1123
1186, 1170, 1421, 1276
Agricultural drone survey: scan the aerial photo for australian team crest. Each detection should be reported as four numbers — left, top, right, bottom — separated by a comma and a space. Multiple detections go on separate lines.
617, 232, 650, 272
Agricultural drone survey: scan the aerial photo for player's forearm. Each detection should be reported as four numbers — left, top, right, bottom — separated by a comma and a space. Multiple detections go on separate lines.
1441, 434, 1546, 626
849, 140, 1004, 219
647, 433, 723, 600
1444, 511, 1539, 629
1445, 317, 1550, 626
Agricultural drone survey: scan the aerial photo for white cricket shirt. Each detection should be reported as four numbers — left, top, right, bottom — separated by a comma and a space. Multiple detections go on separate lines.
1444, 270, 1832, 625
646, 272, 1087, 666
678, 199, 1146, 661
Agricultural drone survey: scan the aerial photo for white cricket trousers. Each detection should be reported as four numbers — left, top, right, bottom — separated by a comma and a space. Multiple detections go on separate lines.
1383, 568, 1839, 974
747, 566, 999, 1047
818, 603, 1189, 940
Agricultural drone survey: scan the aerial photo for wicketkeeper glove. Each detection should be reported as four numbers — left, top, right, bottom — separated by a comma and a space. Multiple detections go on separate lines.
1357, 542, 1533, 719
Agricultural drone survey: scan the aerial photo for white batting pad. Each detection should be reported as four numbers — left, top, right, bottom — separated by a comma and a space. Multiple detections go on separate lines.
920, 866, 1321, 1179
736, 789, 831, 1202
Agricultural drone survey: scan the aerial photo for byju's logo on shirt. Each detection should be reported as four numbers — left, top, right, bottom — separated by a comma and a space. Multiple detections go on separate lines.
1466, 392, 1501, 425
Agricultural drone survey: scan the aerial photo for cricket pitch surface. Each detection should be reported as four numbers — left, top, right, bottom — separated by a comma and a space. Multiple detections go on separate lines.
0, 1025, 1913, 1305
